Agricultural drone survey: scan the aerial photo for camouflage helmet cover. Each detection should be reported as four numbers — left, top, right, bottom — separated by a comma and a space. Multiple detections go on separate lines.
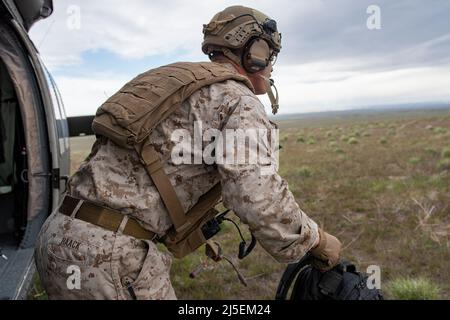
202, 5, 282, 56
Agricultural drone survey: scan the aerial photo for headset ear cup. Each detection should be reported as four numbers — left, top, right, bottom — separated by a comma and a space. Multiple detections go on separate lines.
242, 39, 271, 73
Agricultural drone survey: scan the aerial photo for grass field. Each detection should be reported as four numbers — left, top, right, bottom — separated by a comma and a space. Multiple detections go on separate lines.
29, 107, 450, 300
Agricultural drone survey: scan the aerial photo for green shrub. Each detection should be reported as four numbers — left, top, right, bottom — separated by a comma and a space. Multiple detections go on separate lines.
438, 159, 450, 170
425, 147, 438, 155
441, 147, 450, 158
351, 131, 361, 138
371, 180, 388, 192
296, 136, 305, 143
329, 141, 338, 148
380, 138, 388, 145
388, 129, 396, 136
334, 148, 344, 154
27, 273, 48, 300
296, 166, 312, 178
348, 137, 359, 145
340, 135, 348, 142
433, 127, 447, 134
408, 157, 421, 165
429, 174, 447, 189
307, 138, 316, 145
326, 131, 333, 138
387, 277, 441, 300
362, 132, 371, 137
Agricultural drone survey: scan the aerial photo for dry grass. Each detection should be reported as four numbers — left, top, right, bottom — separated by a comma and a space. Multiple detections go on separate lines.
386, 277, 442, 300
33, 108, 450, 300
274, 110, 450, 299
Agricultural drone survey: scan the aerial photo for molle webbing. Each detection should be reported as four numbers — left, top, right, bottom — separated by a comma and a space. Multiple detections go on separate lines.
91, 62, 253, 240
92, 62, 253, 147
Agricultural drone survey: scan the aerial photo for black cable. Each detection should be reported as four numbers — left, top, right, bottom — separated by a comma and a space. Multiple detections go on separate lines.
216, 209, 231, 222
222, 217, 246, 243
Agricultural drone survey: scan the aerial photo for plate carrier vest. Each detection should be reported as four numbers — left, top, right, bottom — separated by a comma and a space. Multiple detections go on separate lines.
91, 62, 254, 258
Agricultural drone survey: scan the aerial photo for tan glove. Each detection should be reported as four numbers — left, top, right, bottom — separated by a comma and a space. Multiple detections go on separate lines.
310, 228, 342, 271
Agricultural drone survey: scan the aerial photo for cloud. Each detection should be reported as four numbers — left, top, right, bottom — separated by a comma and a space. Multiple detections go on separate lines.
28, 0, 450, 115
30, 0, 450, 71
30, 0, 234, 69
56, 62, 450, 117
274, 0, 450, 71
55, 73, 129, 117
275, 64, 450, 113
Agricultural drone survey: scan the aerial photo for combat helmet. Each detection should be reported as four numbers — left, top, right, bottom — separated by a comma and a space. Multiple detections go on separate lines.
202, 6, 282, 114
202, 5, 282, 73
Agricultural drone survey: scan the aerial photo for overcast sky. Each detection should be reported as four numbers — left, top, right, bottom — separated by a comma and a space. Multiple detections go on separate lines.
29, 0, 450, 117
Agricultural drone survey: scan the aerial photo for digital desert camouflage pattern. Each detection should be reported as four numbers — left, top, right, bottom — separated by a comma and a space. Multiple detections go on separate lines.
35, 211, 176, 299
35, 63, 319, 299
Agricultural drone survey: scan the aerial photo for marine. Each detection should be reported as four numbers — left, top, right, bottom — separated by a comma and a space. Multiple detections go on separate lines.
34, 5, 342, 300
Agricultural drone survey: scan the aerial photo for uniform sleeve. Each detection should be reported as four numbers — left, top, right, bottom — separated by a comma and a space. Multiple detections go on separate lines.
217, 94, 319, 264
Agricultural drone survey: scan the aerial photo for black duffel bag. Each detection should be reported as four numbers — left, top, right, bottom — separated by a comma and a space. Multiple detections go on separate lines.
276, 253, 383, 300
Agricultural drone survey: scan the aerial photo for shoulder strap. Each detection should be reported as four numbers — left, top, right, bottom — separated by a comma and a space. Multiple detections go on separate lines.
92, 62, 251, 233
136, 138, 223, 233
135, 140, 189, 232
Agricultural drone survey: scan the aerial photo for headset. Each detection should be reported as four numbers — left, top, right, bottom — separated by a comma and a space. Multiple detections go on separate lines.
217, 14, 280, 113
240, 37, 280, 114
238, 16, 279, 74
242, 38, 274, 73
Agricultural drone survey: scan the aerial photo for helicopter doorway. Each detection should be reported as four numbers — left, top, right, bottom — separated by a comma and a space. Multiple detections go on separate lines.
0, 59, 28, 246
0, 20, 52, 299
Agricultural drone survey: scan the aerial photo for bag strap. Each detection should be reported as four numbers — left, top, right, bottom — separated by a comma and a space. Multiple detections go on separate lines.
318, 269, 343, 298
135, 140, 224, 234
275, 252, 313, 300
135, 141, 190, 233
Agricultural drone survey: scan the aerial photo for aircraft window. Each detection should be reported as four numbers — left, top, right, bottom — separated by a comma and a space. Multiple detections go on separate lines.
42, 66, 69, 156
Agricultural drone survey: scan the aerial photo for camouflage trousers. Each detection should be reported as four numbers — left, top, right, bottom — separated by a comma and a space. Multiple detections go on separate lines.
34, 211, 177, 300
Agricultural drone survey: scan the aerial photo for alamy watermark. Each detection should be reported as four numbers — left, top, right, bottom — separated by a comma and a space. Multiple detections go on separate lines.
67, 5, 81, 30
170, 121, 280, 176
66, 265, 81, 290
367, 5, 381, 30
366, 265, 382, 289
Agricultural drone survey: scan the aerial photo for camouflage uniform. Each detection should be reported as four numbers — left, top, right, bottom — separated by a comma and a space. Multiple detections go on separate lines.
35, 63, 319, 300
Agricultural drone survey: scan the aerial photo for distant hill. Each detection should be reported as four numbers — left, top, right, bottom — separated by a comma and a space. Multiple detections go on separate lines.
271, 102, 450, 121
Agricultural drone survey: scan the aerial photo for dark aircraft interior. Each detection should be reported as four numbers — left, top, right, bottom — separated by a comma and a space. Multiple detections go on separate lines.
0, 58, 28, 246
0, 17, 52, 299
